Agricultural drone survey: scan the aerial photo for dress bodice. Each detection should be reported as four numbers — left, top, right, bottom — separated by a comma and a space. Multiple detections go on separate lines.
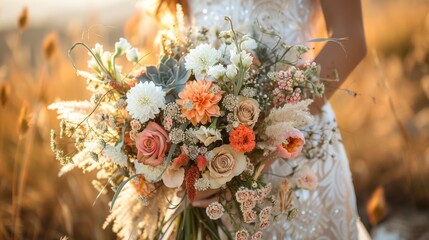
188, 1, 361, 240
188, 0, 316, 45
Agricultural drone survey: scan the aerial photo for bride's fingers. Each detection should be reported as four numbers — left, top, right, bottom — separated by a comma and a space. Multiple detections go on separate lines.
177, 188, 219, 200
191, 196, 218, 208
194, 188, 220, 200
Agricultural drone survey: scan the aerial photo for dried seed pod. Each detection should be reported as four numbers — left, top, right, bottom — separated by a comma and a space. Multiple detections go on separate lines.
18, 7, 28, 32
43, 32, 58, 61
0, 83, 10, 107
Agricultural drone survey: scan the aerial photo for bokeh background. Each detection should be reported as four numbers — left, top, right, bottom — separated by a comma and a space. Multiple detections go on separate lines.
0, 0, 428, 239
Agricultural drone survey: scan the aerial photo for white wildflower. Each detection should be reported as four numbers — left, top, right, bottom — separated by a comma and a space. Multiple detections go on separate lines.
226, 64, 238, 79
114, 38, 131, 57
185, 44, 220, 75
126, 48, 142, 63
219, 43, 234, 63
92, 43, 104, 56
230, 49, 253, 68
207, 64, 226, 79
102, 144, 128, 166
126, 82, 165, 123
241, 35, 257, 50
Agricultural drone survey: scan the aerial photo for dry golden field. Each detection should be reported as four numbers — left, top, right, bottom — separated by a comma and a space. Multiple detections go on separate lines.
0, 0, 428, 239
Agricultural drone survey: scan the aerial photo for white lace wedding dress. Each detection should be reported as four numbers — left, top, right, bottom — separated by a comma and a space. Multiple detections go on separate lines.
188, 1, 371, 239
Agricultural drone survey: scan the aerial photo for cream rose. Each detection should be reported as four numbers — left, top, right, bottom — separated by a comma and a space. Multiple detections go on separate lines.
205, 145, 247, 189
234, 96, 260, 128
194, 126, 222, 146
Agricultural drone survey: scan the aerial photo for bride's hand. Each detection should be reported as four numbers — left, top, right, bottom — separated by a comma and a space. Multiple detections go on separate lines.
177, 188, 231, 208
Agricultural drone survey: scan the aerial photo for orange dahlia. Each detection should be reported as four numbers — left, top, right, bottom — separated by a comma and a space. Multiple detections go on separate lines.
176, 80, 223, 125
229, 125, 256, 153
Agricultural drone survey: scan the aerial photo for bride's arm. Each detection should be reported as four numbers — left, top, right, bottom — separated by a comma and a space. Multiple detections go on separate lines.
311, 0, 367, 112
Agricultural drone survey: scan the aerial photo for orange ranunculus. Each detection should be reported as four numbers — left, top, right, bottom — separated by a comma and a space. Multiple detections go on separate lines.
229, 125, 256, 153
176, 80, 223, 125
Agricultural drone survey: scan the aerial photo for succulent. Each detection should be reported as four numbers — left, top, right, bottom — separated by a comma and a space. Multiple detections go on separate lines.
138, 56, 191, 103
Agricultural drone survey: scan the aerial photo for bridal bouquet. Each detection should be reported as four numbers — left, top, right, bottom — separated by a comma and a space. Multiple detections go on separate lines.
50, 15, 325, 240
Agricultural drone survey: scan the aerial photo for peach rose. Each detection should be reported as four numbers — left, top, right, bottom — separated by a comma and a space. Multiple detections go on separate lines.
295, 165, 318, 190
136, 121, 169, 166
276, 129, 305, 159
205, 145, 247, 189
234, 96, 260, 128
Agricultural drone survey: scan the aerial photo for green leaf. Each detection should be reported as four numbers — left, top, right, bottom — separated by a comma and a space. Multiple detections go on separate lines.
110, 174, 139, 210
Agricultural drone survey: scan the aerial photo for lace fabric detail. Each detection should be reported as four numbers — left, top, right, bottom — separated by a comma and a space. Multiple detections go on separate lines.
265, 104, 358, 240
188, 0, 314, 45
188, 1, 359, 239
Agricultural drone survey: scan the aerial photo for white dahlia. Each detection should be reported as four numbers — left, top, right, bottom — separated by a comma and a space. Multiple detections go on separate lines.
185, 44, 220, 75
126, 82, 165, 123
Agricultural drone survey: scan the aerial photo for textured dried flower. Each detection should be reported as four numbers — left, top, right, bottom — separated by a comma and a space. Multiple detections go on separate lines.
235, 229, 249, 240
0, 83, 10, 107
185, 166, 200, 202
258, 220, 270, 230
251, 231, 262, 240
222, 94, 238, 111
171, 153, 189, 168
240, 195, 256, 211
187, 145, 199, 160
185, 128, 199, 145
240, 87, 257, 98
278, 179, 294, 213
194, 177, 210, 191
243, 210, 257, 223
17, 101, 30, 135
196, 155, 208, 171
206, 202, 224, 220
259, 207, 272, 221
169, 128, 185, 144
43, 32, 58, 61
235, 189, 252, 203
18, 7, 28, 32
